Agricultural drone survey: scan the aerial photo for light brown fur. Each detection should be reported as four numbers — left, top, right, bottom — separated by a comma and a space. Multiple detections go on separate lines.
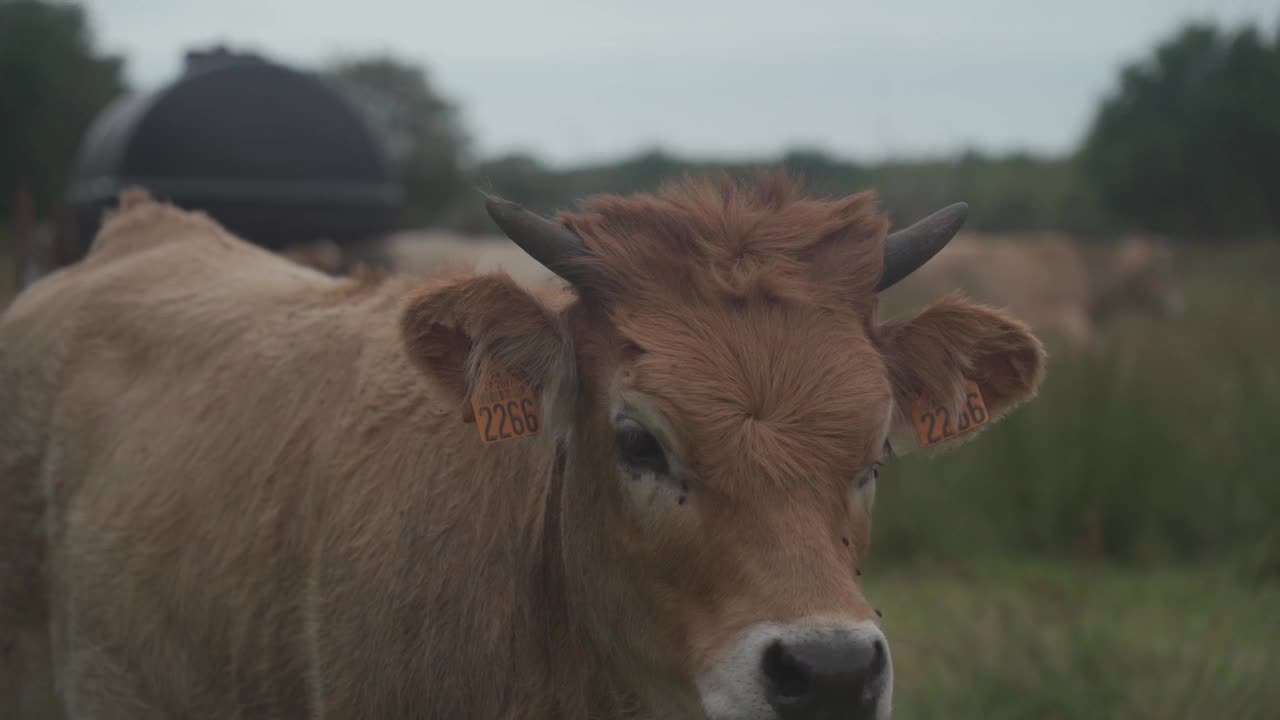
0, 175, 1045, 719
278, 239, 346, 275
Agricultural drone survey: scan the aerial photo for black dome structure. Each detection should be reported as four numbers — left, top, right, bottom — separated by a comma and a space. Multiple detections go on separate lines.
64, 47, 402, 260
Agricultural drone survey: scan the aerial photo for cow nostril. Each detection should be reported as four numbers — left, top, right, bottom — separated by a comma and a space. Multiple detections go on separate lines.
762, 633, 889, 717
870, 638, 886, 676
762, 640, 810, 699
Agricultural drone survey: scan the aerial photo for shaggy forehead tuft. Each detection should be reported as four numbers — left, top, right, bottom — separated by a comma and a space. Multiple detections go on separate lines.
558, 171, 892, 312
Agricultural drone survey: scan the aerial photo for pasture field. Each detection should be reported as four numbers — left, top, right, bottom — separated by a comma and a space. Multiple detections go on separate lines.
869, 242, 1280, 717
868, 561, 1280, 720
874, 242, 1280, 570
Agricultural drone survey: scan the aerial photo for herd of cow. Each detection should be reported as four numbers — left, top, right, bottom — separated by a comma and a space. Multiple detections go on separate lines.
0, 173, 1168, 718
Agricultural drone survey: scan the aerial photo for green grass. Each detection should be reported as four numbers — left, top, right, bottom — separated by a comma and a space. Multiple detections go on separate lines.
864, 244, 1280, 717
868, 561, 1280, 719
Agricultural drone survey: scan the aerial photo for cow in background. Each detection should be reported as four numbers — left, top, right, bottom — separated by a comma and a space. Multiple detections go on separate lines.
336, 229, 561, 288
276, 231, 555, 285
878, 231, 1185, 353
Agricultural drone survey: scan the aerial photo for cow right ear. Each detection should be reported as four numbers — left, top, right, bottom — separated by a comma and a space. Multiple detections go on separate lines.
877, 294, 1047, 454
400, 274, 568, 420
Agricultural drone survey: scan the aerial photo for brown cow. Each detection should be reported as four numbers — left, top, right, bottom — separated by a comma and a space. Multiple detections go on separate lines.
878, 230, 1184, 353
0, 175, 1046, 719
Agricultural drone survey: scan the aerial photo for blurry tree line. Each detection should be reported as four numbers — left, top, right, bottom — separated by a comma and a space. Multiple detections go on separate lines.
0, 0, 124, 218
1, 1, 1278, 248
320, 58, 468, 227
445, 147, 1108, 238
456, 21, 1280, 242
1083, 22, 1280, 240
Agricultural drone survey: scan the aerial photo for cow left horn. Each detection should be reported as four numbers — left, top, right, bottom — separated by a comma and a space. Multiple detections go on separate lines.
877, 202, 969, 291
483, 194, 591, 285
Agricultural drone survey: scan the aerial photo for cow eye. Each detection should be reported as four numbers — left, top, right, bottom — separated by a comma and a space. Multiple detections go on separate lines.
858, 463, 880, 489
615, 420, 669, 476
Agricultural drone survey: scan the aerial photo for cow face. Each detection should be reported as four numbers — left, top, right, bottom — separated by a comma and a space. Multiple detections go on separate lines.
402, 174, 1046, 720
559, 294, 896, 720
557, 298, 1042, 720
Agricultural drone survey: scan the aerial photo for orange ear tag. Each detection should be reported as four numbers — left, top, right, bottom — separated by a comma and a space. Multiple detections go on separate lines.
911, 380, 989, 449
469, 365, 542, 444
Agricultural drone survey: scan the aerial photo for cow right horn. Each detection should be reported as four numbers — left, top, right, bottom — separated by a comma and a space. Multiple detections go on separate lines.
483, 194, 591, 285
877, 202, 968, 292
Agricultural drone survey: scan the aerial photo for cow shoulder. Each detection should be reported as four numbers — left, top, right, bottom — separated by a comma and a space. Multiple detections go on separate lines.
83, 189, 242, 266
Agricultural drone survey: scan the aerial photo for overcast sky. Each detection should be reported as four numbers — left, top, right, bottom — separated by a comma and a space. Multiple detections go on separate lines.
88, 0, 1278, 166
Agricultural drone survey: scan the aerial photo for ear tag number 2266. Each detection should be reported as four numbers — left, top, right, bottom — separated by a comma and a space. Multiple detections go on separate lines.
912, 381, 989, 449
470, 365, 541, 445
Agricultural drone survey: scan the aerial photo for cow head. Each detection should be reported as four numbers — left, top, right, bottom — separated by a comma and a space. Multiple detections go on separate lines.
1097, 233, 1186, 321
401, 174, 1046, 719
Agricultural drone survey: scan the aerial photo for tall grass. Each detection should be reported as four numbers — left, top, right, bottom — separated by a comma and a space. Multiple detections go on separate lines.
867, 562, 1280, 720
871, 244, 1280, 577
866, 243, 1280, 718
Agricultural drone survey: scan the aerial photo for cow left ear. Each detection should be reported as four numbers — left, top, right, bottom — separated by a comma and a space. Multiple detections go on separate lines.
400, 274, 569, 421
877, 294, 1047, 453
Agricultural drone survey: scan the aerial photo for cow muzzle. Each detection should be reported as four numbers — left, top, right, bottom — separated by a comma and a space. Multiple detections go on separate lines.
698, 619, 893, 720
